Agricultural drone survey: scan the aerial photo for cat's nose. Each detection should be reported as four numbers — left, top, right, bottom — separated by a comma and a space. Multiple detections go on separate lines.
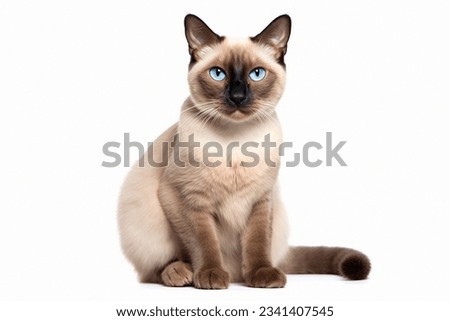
227, 81, 248, 106
230, 92, 246, 105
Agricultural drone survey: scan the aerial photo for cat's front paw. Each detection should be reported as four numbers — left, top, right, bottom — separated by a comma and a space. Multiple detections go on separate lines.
245, 266, 286, 288
194, 266, 230, 289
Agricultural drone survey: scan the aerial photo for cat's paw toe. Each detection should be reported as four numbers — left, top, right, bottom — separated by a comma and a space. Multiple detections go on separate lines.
161, 261, 193, 287
246, 267, 286, 288
194, 267, 230, 289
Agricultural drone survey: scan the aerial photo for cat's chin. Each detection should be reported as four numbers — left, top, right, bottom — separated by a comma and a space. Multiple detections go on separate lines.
220, 107, 255, 122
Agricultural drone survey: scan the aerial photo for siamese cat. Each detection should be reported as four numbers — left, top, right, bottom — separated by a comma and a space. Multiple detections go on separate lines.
118, 14, 370, 289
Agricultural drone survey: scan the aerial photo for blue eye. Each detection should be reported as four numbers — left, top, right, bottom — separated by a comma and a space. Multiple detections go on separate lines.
209, 67, 226, 81
249, 67, 266, 81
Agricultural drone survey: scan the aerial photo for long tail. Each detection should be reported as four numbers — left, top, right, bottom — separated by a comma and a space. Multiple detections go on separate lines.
278, 246, 371, 280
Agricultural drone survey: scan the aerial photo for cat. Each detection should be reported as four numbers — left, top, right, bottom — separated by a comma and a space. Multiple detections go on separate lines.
118, 14, 371, 289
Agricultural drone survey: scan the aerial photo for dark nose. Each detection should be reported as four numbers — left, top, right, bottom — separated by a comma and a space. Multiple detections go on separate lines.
228, 80, 248, 106
230, 91, 246, 105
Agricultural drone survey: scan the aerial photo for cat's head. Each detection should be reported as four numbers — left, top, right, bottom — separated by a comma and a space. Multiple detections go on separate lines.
185, 14, 291, 122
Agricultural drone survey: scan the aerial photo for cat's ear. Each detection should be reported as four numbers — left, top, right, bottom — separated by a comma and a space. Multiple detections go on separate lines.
251, 15, 291, 63
184, 14, 222, 57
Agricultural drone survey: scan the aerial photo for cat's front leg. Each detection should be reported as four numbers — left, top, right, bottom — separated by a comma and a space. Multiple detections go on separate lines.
187, 209, 230, 289
242, 193, 287, 288
158, 180, 230, 289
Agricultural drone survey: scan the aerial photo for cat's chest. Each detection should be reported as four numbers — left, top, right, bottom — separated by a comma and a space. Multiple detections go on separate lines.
182, 126, 282, 191
200, 161, 275, 194
172, 123, 281, 232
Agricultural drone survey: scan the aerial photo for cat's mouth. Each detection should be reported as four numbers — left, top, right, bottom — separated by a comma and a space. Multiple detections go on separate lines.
220, 105, 254, 121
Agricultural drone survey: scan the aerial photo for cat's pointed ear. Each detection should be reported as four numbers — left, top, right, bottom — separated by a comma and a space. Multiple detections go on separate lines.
184, 14, 222, 56
251, 15, 291, 63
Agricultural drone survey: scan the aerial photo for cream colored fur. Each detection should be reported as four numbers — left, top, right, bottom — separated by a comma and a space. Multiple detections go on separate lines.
117, 15, 371, 286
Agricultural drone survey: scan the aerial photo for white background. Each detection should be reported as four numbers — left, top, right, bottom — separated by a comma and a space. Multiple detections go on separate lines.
1, 0, 449, 319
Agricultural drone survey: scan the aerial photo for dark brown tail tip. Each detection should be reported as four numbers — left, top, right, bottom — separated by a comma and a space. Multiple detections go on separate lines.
339, 254, 371, 280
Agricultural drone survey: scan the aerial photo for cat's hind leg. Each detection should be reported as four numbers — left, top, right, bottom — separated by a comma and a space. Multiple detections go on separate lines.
161, 261, 193, 287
